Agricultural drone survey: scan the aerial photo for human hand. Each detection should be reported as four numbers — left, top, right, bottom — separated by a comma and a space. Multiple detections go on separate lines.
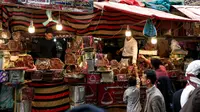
116, 50, 121, 55
139, 55, 145, 59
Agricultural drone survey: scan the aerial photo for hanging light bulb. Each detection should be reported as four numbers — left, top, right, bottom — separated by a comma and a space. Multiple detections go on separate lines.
125, 25, 132, 37
63, 38, 66, 41
28, 20, 35, 33
151, 37, 157, 44
56, 19, 63, 31
53, 38, 57, 42
56, 11, 63, 31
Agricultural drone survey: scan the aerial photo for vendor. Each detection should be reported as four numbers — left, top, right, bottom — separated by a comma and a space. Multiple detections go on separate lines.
30, 28, 57, 60
117, 36, 138, 67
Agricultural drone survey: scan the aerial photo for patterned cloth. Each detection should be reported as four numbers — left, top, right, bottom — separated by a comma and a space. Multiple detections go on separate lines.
28, 81, 70, 112
0, 84, 13, 110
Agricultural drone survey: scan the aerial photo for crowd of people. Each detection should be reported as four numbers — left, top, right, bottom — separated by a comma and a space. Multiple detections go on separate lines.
67, 59, 200, 112
123, 58, 200, 112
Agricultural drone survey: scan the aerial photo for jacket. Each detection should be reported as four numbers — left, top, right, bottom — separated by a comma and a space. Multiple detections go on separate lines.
157, 76, 175, 112
172, 89, 183, 112
123, 86, 141, 112
180, 87, 200, 112
144, 85, 166, 112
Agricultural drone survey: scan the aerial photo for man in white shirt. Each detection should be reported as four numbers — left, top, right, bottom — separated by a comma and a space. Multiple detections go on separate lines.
117, 36, 138, 66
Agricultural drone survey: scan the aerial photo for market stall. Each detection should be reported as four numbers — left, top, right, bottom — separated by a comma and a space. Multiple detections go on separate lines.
0, 1, 199, 112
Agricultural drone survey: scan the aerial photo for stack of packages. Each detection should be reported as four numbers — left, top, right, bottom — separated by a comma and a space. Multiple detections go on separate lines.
0, 52, 35, 112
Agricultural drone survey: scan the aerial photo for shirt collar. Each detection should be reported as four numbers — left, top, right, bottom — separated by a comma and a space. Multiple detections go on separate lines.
146, 85, 156, 94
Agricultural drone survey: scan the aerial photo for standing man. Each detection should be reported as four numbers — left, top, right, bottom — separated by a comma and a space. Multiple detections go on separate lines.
141, 69, 166, 112
117, 36, 138, 67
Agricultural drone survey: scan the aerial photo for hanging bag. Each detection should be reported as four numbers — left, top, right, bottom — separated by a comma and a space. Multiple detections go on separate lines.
143, 19, 157, 37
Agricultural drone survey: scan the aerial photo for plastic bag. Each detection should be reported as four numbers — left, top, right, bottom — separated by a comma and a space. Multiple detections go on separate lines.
143, 19, 157, 37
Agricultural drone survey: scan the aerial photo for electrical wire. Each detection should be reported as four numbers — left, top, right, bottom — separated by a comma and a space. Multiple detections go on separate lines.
111, 19, 147, 38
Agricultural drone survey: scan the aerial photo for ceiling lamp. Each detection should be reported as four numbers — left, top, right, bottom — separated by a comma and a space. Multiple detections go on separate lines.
125, 25, 132, 37
28, 20, 35, 33
56, 11, 63, 31
151, 37, 157, 44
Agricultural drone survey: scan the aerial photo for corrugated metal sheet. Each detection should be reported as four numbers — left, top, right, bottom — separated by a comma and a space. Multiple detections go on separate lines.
173, 5, 200, 20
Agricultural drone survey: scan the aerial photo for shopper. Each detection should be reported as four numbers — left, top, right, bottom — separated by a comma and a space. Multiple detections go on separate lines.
139, 55, 168, 79
180, 60, 200, 108
141, 69, 166, 112
180, 87, 200, 112
123, 76, 141, 112
67, 104, 105, 112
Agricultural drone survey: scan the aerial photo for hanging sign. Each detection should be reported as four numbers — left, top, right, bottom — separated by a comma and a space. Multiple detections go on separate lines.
2, 0, 93, 13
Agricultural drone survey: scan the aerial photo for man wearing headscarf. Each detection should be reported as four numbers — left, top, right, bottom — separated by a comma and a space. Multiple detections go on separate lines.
180, 60, 200, 108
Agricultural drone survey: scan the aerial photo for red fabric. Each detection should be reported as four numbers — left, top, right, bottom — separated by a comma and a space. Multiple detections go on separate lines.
119, 0, 143, 6
34, 91, 69, 100
156, 66, 168, 79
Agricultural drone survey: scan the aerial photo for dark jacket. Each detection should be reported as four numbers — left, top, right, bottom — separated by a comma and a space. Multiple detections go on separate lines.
172, 89, 183, 112
157, 76, 175, 112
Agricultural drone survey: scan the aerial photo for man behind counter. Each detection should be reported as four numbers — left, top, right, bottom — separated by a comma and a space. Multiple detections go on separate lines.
30, 28, 57, 60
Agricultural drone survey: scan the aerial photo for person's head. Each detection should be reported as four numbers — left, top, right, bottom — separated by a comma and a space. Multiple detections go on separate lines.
141, 69, 157, 87
128, 76, 137, 87
150, 58, 163, 70
126, 36, 132, 41
45, 28, 53, 40
67, 104, 105, 112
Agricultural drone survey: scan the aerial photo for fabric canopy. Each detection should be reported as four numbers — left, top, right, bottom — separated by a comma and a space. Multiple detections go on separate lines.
0, 2, 196, 38
94, 2, 196, 22
172, 5, 200, 21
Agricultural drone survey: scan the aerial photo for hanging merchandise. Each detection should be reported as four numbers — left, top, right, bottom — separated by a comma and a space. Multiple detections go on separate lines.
0, 84, 13, 110
143, 19, 157, 37
0, 71, 8, 83
83, 36, 94, 49
9, 70, 25, 84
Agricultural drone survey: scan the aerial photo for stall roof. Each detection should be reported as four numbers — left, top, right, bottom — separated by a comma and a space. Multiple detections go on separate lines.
172, 5, 200, 21
94, 2, 197, 22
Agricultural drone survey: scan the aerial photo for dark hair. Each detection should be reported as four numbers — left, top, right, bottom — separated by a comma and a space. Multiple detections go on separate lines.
144, 69, 157, 84
151, 58, 163, 70
46, 27, 53, 33
128, 76, 137, 86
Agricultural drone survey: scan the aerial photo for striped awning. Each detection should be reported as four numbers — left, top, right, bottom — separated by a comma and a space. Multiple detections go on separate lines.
0, 2, 197, 38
